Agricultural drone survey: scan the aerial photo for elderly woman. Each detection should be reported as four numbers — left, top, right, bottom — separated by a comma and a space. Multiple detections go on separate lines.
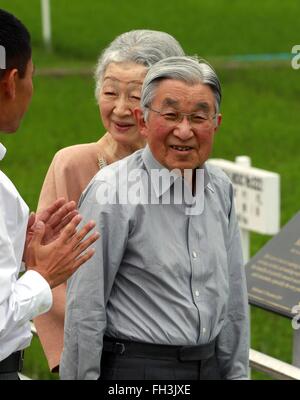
34, 29, 184, 372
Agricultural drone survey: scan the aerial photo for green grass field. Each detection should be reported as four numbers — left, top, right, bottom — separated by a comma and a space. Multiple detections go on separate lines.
0, 0, 299, 380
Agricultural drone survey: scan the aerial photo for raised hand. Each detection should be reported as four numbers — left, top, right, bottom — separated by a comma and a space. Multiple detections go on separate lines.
23, 198, 80, 262
35, 198, 79, 244
25, 214, 100, 289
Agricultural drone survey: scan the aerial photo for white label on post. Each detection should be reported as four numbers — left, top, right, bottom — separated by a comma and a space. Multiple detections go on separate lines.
207, 158, 280, 235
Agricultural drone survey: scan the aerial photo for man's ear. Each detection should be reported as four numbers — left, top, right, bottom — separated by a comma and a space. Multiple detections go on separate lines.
134, 108, 148, 138
0, 68, 18, 100
214, 113, 222, 132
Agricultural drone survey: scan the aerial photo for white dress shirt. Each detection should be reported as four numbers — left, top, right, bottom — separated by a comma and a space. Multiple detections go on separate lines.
0, 143, 52, 361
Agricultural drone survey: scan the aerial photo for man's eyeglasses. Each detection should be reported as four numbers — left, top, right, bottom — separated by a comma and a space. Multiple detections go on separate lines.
145, 106, 217, 127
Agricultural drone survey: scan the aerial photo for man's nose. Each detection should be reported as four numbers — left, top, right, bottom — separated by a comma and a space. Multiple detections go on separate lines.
173, 116, 194, 140
113, 97, 131, 116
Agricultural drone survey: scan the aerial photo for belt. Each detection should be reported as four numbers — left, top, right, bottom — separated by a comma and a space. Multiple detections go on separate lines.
103, 336, 216, 361
0, 351, 24, 373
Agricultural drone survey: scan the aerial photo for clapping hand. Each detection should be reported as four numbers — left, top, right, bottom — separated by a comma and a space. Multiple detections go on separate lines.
25, 213, 100, 288
23, 198, 78, 261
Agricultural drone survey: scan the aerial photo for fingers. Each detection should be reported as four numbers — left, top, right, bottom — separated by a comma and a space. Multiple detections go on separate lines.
52, 210, 79, 235
58, 226, 99, 272
71, 248, 96, 272
39, 220, 99, 287
73, 231, 100, 257
37, 198, 66, 224
29, 220, 46, 246
46, 201, 77, 229
48, 197, 67, 213
27, 212, 36, 230
70, 220, 97, 248
58, 214, 83, 243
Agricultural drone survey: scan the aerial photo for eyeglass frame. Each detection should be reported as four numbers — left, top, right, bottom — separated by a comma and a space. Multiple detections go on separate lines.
145, 105, 217, 126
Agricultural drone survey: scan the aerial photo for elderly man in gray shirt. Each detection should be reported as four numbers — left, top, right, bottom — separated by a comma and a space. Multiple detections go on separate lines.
60, 56, 249, 380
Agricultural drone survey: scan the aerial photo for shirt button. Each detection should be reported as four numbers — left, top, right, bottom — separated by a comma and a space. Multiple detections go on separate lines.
195, 290, 200, 297
192, 251, 197, 259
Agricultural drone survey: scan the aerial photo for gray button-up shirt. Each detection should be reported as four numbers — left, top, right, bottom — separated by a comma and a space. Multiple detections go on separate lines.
60, 145, 249, 380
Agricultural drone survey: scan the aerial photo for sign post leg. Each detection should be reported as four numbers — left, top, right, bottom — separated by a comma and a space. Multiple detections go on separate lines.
41, 0, 52, 51
235, 156, 251, 378
293, 329, 300, 367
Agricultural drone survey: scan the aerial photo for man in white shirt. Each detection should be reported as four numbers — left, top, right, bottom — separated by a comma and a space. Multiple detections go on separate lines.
0, 8, 99, 379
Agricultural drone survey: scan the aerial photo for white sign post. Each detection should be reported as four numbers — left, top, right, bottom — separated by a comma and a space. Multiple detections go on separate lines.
41, 0, 52, 51
207, 157, 280, 238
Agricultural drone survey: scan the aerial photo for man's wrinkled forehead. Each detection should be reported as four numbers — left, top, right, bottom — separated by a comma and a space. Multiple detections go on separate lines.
150, 78, 215, 112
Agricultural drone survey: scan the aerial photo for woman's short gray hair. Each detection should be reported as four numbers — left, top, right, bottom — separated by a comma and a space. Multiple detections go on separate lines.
94, 30, 184, 99
141, 56, 222, 120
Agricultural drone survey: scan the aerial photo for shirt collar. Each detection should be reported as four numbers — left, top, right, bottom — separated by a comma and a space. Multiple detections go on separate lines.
0, 143, 7, 161
141, 145, 215, 198
142, 145, 180, 198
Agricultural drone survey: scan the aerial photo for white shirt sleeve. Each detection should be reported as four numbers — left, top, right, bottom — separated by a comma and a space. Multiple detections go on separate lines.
3, 270, 53, 325
0, 168, 52, 360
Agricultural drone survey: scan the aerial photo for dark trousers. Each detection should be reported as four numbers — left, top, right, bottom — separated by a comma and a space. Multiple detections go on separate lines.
100, 337, 221, 380
0, 372, 20, 380
0, 351, 23, 380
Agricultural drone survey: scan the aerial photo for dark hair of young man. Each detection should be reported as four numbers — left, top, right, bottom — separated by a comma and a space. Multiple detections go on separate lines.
0, 8, 31, 80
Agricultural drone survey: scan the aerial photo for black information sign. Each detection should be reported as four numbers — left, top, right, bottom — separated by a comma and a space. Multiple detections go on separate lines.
245, 211, 300, 318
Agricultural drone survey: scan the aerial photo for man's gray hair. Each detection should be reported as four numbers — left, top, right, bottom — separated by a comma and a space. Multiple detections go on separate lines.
141, 56, 222, 120
94, 30, 184, 99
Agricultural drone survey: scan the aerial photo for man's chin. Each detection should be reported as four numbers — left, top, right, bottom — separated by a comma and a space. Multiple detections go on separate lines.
5, 118, 23, 133
166, 162, 198, 172
0, 126, 18, 134
3, 125, 19, 134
